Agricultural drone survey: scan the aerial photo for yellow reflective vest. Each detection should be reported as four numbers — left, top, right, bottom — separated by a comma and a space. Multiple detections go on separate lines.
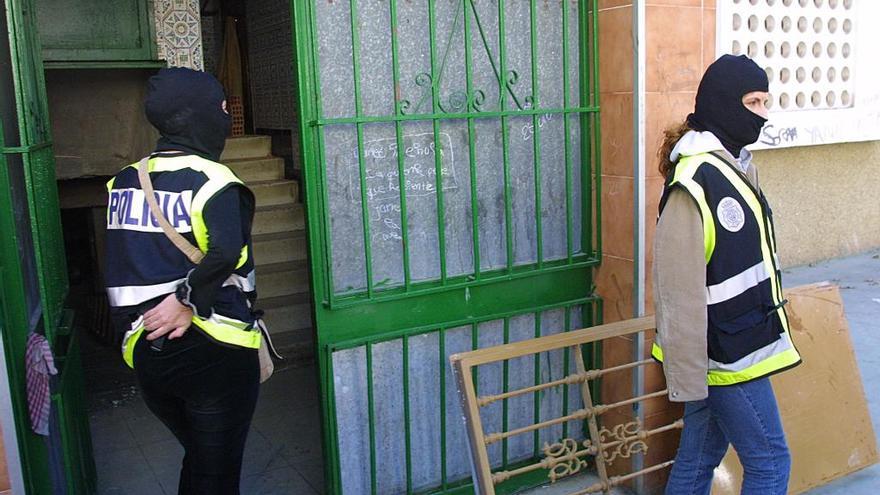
652, 152, 800, 386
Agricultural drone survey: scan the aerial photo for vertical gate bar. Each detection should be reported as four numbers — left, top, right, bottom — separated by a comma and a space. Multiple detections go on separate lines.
427, 0, 448, 283
562, 0, 574, 263
322, 346, 343, 493
591, 0, 600, 109
402, 334, 413, 493
591, 0, 603, 257
389, 0, 412, 290
501, 318, 510, 467
528, 0, 543, 267
573, 342, 610, 485
297, 0, 341, 487
23, 163, 52, 342
532, 311, 541, 455
305, 0, 337, 303
366, 342, 378, 495
561, 306, 571, 439
579, 0, 593, 257
439, 328, 448, 489
463, 0, 482, 280
498, 0, 514, 272
349, 0, 375, 297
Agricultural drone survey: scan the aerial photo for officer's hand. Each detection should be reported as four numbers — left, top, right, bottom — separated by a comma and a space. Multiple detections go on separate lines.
143, 293, 193, 341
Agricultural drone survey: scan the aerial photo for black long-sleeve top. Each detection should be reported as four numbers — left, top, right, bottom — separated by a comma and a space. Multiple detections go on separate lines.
184, 185, 254, 317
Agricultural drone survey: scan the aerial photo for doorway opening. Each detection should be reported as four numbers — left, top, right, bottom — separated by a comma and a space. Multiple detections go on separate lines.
49, 1, 323, 492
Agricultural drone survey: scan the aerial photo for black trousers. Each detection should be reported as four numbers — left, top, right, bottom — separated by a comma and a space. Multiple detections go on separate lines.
133, 326, 260, 495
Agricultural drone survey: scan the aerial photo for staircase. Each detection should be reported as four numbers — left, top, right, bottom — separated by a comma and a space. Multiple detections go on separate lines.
221, 136, 313, 362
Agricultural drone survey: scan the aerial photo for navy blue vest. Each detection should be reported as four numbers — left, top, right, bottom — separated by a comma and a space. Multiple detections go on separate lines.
653, 152, 800, 385
105, 154, 256, 327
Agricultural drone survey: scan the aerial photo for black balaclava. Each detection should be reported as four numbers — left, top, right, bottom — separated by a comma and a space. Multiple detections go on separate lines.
144, 67, 231, 162
687, 54, 769, 158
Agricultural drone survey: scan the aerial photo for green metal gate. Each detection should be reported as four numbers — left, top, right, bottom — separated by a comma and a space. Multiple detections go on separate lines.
1, 0, 95, 492
292, 0, 601, 493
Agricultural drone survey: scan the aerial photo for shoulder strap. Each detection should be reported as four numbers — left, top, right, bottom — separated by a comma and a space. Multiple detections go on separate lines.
137, 157, 205, 264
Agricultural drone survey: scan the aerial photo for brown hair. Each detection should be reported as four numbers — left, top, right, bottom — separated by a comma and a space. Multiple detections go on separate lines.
657, 121, 693, 180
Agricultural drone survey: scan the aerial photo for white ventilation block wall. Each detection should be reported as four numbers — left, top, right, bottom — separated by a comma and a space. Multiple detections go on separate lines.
717, 0, 880, 149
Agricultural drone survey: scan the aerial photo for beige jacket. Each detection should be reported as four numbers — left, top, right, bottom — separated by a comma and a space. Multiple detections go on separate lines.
652, 131, 760, 402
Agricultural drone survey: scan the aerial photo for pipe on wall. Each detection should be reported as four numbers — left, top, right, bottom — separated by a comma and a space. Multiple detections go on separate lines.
631, 1, 647, 492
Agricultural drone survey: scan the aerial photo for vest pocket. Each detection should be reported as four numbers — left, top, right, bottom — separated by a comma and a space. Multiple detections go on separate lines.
708, 307, 782, 364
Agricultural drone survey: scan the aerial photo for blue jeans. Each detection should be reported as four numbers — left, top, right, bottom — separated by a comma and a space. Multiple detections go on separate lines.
665, 378, 790, 495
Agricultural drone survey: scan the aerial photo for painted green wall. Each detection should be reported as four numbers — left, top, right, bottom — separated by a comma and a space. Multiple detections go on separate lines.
754, 140, 880, 268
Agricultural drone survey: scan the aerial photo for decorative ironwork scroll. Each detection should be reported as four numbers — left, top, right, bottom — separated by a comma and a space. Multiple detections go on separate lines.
544, 439, 591, 483
451, 316, 685, 495
599, 421, 647, 464
397, 0, 533, 116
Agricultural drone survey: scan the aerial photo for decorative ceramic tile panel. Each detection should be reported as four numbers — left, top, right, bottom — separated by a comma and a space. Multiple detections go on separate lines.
154, 0, 204, 70
200, 14, 223, 75
717, 0, 880, 149
246, 0, 296, 129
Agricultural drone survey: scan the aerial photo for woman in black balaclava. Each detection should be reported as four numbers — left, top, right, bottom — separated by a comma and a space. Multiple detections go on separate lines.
105, 67, 260, 494
686, 54, 770, 160
652, 55, 799, 494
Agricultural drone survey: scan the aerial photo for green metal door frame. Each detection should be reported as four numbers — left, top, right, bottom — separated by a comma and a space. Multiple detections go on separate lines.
1, 0, 95, 492
292, 1, 602, 493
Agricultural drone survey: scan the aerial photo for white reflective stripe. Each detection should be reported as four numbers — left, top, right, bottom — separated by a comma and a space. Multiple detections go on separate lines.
705, 261, 770, 305
223, 271, 256, 292
203, 312, 252, 330
107, 278, 186, 307
109, 271, 254, 307
708, 331, 794, 373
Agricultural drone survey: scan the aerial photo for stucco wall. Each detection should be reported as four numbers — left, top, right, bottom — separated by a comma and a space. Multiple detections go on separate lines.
753, 140, 880, 268
47, 69, 158, 180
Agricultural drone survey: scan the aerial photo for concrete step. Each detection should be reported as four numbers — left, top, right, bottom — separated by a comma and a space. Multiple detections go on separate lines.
226, 156, 285, 182
255, 261, 310, 299
221, 135, 272, 161
259, 294, 313, 335
252, 231, 307, 266
253, 204, 305, 236
251, 179, 299, 207
265, 326, 315, 368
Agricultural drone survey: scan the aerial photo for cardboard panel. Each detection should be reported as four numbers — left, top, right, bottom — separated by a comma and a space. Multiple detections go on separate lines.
711, 283, 878, 494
